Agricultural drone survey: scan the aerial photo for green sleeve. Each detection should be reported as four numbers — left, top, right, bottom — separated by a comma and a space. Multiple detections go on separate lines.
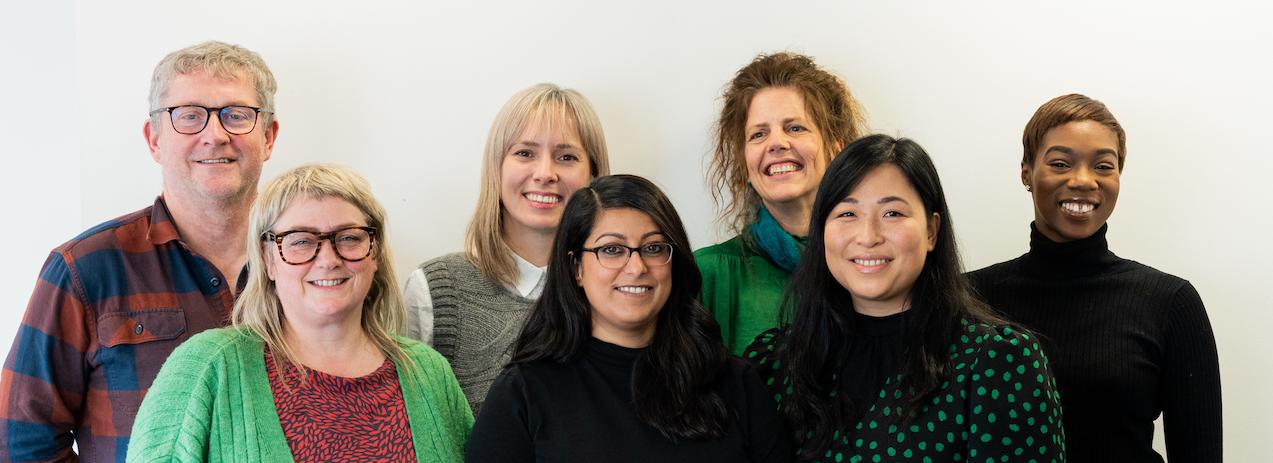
964, 327, 1066, 463
402, 340, 474, 463
126, 331, 230, 463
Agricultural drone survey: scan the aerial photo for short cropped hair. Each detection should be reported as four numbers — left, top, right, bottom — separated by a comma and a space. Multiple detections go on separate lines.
149, 41, 277, 126
1022, 93, 1126, 168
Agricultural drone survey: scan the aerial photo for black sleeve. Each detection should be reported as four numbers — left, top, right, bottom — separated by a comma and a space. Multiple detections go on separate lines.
1161, 282, 1223, 462
737, 361, 795, 463
465, 366, 535, 463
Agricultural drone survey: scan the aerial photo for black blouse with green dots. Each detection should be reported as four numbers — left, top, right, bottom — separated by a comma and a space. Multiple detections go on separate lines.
745, 311, 1066, 463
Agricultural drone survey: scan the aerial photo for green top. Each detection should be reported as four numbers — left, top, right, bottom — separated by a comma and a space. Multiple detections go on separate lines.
745, 322, 1066, 463
695, 234, 791, 355
126, 328, 473, 463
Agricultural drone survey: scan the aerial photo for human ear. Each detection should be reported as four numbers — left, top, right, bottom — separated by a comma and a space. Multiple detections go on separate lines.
927, 212, 941, 251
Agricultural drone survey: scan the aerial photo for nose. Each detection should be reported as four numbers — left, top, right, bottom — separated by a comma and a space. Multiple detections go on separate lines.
767, 130, 791, 153
532, 153, 558, 183
1067, 165, 1098, 191
199, 112, 232, 145
856, 218, 884, 247
622, 249, 648, 275
312, 239, 345, 268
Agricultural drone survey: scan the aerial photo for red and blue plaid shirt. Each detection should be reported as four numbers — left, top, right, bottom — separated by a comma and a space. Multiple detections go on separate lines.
1, 196, 241, 462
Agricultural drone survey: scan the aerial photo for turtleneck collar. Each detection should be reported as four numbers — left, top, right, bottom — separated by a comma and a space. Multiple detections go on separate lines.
852, 309, 911, 338
1021, 222, 1121, 279
586, 337, 644, 369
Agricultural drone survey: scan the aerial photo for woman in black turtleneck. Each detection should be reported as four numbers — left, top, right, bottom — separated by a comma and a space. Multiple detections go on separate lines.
969, 94, 1222, 462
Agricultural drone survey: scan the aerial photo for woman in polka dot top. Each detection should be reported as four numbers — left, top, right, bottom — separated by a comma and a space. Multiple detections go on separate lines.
744, 135, 1065, 463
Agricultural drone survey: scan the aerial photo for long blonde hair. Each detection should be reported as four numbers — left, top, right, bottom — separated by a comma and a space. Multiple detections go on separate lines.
234, 164, 407, 377
465, 83, 611, 286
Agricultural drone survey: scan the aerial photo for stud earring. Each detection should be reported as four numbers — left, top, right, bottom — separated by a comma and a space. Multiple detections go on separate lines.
1025, 185, 1032, 192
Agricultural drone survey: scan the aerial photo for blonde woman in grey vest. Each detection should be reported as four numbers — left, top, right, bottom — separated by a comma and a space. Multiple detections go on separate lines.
404, 83, 611, 413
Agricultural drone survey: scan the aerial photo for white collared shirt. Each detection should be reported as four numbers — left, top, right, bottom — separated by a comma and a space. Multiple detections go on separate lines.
403, 253, 545, 344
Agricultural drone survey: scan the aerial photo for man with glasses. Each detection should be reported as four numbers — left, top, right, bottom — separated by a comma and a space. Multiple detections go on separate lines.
0, 41, 279, 462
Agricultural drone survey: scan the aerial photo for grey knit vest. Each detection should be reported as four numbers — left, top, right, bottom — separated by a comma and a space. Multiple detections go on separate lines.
423, 252, 535, 414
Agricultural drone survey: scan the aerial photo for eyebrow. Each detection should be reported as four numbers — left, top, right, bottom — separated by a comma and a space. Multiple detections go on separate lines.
275, 223, 364, 233
515, 141, 581, 150
593, 230, 665, 243
748, 117, 804, 129
840, 196, 911, 205
1044, 145, 1118, 156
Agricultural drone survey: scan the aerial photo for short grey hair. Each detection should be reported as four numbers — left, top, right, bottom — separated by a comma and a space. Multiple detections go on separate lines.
148, 41, 277, 126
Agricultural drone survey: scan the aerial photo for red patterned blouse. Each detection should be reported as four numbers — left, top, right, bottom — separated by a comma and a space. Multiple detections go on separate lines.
265, 350, 416, 462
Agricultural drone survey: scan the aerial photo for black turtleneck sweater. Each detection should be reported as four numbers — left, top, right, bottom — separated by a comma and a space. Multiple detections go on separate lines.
465, 338, 793, 463
968, 223, 1222, 462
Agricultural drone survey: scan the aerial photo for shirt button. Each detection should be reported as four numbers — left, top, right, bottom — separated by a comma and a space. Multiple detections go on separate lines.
210, 277, 221, 287
134, 323, 144, 335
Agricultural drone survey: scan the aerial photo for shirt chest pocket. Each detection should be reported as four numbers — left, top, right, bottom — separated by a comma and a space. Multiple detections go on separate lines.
97, 308, 187, 348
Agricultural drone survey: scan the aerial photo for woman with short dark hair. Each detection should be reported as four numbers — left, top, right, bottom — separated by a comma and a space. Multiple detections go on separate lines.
969, 94, 1221, 461
467, 175, 791, 463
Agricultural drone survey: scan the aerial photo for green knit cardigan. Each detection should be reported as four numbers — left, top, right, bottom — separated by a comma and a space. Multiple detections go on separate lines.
126, 328, 473, 462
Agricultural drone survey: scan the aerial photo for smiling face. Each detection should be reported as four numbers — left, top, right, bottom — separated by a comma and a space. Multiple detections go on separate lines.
575, 208, 673, 347
824, 164, 939, 316
1023, 120, 1122, 242
743, 86, 828, 213
145, 70, 278, 205
500, 116, 592, 239
265, 195, 378, 328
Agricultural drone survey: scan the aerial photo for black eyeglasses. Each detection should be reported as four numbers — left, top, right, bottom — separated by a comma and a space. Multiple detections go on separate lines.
262, 226, 377, 265
578, 242, 674, 269
149, 105, 273, 135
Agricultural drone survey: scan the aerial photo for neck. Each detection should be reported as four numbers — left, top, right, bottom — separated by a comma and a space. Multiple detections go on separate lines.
853, 297, 910, 318
762, 198, 811, 237
283, 314, 385, 377
164, 189, 253, 289
503, 222, 554, 267
592, 321, 656, 349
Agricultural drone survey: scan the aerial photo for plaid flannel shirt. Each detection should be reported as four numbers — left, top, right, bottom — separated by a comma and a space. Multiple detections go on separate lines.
1, 197, 240, 462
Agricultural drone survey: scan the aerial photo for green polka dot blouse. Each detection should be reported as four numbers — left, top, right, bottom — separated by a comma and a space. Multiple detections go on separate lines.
744, 321, 1066, 463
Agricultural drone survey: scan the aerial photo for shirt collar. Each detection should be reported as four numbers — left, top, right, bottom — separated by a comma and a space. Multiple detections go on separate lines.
146, 195, 183, 246
509, 252, 547, 298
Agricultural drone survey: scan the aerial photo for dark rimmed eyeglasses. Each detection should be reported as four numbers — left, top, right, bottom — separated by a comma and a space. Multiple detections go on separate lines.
149, 105, 273, 135
262, 226, 377, 265
578, 242, 674, 269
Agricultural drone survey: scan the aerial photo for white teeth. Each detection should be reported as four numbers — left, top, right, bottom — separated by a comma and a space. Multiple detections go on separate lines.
525, 193, 560, 204
1061, 202, 1095, 213
198, 159, 231, 164
616, 286, 650, 294
311, 279, 346, 287
767, 163, 801, 175
854, 259, 887, 267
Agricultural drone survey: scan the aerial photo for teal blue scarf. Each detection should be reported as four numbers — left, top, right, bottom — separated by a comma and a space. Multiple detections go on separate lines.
749, 206, 805, 272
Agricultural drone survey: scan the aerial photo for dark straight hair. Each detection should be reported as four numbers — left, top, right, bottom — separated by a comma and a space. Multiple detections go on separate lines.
777, 134, 1010, 459
511, 174, 731, 441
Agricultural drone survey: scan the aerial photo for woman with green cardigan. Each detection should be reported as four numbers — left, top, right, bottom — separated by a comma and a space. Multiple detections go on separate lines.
698, 52, 868, 354
127, 164, 472, 462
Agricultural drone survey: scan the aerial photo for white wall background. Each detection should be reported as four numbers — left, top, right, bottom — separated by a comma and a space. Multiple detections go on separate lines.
3, 0, 1269, 459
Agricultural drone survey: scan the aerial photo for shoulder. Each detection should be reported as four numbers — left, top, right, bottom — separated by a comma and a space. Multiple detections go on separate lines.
55, 204, 154, 256
966, 256, 1025, 287
741, 328, 784, 367
420, 252, 472, 273
953, 321, 1049, 372
694, 234, 750, 260
397, 335, 452, 369
170, 328, 256, 362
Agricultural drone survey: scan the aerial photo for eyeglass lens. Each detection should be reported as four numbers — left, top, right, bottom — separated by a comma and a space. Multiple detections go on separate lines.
277, 228, 373, 264
170, 106, 261, 135
594, 243, 673, 269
